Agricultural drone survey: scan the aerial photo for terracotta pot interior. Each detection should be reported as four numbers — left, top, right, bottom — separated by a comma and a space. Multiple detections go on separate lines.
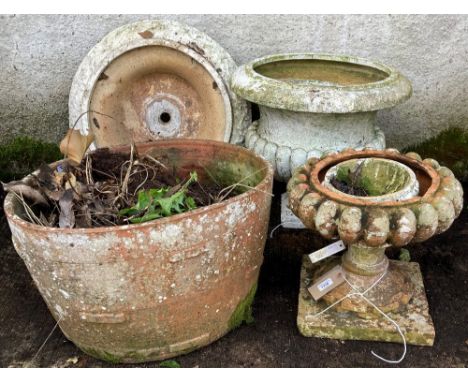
254, 59, 389, 86
137, 142, 269, 191
10, 141, 270, 223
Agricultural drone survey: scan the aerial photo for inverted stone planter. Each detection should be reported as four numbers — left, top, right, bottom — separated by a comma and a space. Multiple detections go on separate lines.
232, 53, 412, 181
288, 148, 463, 345
4, 139, 273, 363
67, 20, 250, 152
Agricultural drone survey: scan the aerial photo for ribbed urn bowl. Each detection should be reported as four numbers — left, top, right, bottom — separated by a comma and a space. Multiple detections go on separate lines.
232, 53, 412, 181
287, 149, 463, 316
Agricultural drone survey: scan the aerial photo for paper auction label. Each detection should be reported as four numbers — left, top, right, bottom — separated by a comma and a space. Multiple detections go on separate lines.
308, 265, 345, 301
308, 240, 346, 264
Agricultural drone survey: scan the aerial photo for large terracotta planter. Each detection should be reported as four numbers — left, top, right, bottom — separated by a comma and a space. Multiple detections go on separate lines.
4, 139, 273, 363
232, 54, 412, 181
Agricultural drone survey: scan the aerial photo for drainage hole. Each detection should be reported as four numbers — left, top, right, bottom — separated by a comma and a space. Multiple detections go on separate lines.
159, 112, 171, 123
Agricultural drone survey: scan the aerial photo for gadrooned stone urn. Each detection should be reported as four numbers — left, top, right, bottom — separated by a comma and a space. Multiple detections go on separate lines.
231, 54, 412, 181
288, 149, 463, 316
4, 139, 273, 363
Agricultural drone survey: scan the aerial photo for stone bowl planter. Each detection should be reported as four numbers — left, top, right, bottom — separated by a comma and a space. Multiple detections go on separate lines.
4, 139, 273, 363
232, 53, 412, 181
63, 20, 250, 164
288, 148, 463, 345
322, 157, 420, 203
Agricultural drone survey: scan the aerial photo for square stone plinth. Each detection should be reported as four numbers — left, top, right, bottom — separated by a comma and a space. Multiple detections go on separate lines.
298, 256, 435, 346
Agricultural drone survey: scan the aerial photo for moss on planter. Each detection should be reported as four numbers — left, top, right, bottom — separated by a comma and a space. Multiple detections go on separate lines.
228, 282, 257, 330
0, 136, 62, 181
334, 159, 410, 196
80, 347, 122, 364
403, 127, 468, 181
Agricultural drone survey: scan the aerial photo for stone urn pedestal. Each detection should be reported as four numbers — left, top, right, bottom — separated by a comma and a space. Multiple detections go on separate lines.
231, 54, 412, 181
287, 149, 463, 345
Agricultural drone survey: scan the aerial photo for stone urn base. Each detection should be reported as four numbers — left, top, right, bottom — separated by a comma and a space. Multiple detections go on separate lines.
297, 256, 435, 346
319, 243, 414, 318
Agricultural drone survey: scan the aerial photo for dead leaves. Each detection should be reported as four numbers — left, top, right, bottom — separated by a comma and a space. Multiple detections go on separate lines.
3, 147, 166, 228
59, 189, 75, 228
2, 181, 49, 206
4, 145, 229, 229
3, 161, 84, 227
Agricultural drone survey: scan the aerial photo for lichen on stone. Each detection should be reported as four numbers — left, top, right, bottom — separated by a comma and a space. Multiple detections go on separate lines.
159, 359, 181, 368
334, 158, 411, 197
80, 347, 122, 364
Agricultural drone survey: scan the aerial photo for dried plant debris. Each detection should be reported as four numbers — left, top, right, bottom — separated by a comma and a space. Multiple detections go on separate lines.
3, 146, 233, 228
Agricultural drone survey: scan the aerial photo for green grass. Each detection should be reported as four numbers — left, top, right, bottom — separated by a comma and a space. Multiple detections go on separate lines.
159, 360, 181, 368
0, 136, 62, 182
403, 127, 468, 181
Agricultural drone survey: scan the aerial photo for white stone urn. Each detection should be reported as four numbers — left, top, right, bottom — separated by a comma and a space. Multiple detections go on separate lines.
231, 53, 412, 181
62, 20, 251, 164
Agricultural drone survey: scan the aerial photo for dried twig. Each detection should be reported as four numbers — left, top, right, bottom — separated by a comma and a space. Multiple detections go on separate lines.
85, 154, 93, 185
10, 191, 44, 226
143, 154, 168, 170
120, 143, 136, 202
216, 167, 273, 202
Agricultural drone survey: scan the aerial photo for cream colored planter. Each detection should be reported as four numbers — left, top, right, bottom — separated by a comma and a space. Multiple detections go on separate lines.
68, 20, 250, 148
232, 53, 412, 181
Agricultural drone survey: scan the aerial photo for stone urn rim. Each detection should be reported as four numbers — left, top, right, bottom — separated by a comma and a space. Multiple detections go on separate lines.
231, 53, 413, 113
288, 148, 463, 246
310, 149, 440, 208
322, 157, 420, 203
4, 139, 274, 235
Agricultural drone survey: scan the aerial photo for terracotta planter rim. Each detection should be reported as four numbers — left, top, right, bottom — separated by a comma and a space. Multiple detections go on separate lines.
4, 139, 274, 235
310, 149, 440, 207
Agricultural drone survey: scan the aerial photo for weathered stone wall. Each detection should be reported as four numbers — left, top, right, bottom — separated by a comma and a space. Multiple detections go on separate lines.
0, 14, 467, 148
